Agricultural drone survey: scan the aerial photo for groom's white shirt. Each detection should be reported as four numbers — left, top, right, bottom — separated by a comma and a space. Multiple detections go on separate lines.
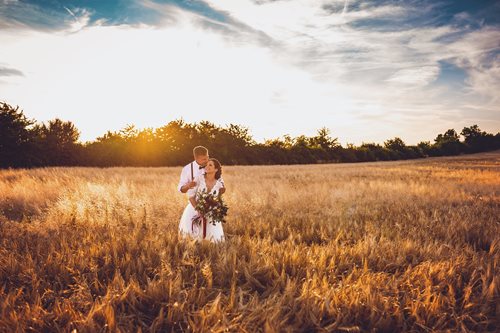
177, 160, 224, 193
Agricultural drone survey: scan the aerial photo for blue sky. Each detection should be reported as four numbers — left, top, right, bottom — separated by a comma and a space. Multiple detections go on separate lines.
1, 0, 499, 144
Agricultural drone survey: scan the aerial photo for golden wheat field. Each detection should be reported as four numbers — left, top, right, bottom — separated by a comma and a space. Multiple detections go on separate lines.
0, 152, 499, 332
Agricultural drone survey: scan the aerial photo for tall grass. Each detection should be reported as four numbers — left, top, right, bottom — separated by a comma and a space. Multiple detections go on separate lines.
0, 152, 499, 332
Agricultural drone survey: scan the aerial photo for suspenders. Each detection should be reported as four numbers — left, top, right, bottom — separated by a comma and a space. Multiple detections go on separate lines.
190, 162, 194, 181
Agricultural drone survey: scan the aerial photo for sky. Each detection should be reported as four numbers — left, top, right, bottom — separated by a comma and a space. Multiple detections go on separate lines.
0, 0, 499, 145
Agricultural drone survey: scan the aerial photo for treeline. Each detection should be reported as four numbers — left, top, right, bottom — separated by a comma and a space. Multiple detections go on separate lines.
1, 101, 499, 168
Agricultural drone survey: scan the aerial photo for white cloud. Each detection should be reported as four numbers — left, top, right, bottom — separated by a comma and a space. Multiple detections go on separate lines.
199, 0, 500, 139
1, 6, 356, 143
0, 0, 499, 145
386, 66, 440, 86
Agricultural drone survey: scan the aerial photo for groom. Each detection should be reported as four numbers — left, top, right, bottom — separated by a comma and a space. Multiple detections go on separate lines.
178, 146, 225, 194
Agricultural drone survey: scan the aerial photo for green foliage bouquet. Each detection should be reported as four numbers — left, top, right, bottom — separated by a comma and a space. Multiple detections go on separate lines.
192, 189, 229, 227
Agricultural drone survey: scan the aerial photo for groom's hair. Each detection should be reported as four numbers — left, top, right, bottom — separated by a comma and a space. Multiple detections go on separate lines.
193, 146, 208, 157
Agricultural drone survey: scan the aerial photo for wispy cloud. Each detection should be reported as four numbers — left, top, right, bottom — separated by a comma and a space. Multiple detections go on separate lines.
0, 65, 23, 77
0, 0, 498, 144
0, 0, 70, 31
198, 0, 500, 132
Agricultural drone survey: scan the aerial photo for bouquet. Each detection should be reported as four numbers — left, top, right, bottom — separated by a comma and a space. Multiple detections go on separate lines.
192, 189, 229, 238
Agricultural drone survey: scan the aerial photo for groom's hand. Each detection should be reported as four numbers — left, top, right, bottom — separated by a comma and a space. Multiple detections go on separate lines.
219, 186, 226, 195
181, 181, 197, 193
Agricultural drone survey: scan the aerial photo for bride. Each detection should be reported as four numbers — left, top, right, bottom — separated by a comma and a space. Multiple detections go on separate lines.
179, 158, 225, 242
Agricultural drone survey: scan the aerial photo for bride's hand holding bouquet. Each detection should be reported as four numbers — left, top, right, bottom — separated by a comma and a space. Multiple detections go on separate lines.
192, 189, 228, 227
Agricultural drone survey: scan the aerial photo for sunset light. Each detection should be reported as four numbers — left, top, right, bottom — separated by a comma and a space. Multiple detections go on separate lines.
1, 0, 499, 144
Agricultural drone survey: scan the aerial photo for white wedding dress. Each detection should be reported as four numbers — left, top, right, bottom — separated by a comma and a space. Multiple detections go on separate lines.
179, 175, 225, 242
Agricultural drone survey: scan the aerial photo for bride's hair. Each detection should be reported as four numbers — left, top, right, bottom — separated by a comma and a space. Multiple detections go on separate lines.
209, 158, 222, 179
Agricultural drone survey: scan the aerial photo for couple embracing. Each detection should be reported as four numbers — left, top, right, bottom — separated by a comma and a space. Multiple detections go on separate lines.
177, 146, 227, 242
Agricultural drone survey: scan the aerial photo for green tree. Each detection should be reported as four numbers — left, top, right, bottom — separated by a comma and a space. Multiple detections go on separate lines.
311, 127, 338, 149
434, 129, 464, 155
360, 143, 392, 161
435, 129, 459, 144
0, 102, 38, 167
460, 125, 498, 152
38, 119, 81, 165
384, 137, 406, 151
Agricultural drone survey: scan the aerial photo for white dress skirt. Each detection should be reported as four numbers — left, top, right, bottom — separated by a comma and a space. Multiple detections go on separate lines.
178, 175, 225, 242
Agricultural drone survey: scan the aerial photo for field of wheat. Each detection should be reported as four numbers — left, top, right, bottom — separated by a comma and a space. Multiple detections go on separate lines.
0, 151, 499, 332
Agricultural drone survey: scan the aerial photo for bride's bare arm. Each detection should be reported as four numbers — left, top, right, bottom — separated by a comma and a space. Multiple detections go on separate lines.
189, 196, 196, 208
218, 178, 226, 195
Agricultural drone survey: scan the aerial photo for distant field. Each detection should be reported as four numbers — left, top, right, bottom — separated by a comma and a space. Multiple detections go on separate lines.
0, 152, 499, 332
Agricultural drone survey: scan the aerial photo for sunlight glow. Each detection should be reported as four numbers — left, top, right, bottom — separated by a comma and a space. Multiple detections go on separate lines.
0, 0, 498, 145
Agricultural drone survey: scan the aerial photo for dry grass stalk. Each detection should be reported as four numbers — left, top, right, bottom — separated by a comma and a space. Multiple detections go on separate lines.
0, 152, 499, 332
